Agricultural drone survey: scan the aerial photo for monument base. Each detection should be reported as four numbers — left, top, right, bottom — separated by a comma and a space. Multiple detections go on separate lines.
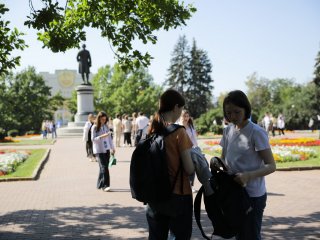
57, 84, 94, 137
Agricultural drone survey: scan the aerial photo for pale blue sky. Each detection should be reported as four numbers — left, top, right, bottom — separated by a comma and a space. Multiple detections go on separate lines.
3, 0, 320, 97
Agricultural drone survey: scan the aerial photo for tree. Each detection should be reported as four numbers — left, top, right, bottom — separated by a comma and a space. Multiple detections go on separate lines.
166, 37, 213, 118
314, 49, 320, 86
0, 4, 27, 76
91, 64, 162, 117
0, 67, 64, 134
187, 39, 213, 118
166, 35, 190, 92
0, 0, 195, 72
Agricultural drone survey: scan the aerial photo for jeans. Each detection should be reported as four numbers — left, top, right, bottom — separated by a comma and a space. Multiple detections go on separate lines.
96, 151, 110, 189
146, 194, 193, 240
236, 193, 267, 240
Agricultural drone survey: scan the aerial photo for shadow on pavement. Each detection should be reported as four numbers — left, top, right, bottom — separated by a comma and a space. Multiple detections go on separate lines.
0, 207, 319, 240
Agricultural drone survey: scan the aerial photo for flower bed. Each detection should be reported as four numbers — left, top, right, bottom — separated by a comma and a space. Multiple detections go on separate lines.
270, 138, 320, 146
203, 139, 318, 163
0, 150, 31, 175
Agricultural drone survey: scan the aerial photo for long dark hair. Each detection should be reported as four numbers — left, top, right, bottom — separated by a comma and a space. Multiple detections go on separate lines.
181, 109, 194, 129
95, 111, 108, 132
149, 89, 185, 135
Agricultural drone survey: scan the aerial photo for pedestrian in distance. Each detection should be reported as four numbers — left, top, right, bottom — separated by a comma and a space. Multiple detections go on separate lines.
83, 114, 96, 162
212, 90, 276, 240
146, 89, 195, 240
92, 111, 115, 192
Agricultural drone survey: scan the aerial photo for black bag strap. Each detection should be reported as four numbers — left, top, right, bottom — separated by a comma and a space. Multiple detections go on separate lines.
164, 124, 184, 136
194, 186, 211, 240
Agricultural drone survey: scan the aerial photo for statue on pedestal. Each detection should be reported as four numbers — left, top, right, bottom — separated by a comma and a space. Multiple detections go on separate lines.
77, 44, 92, 85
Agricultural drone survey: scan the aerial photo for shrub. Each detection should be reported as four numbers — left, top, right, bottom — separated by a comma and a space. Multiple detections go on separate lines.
0, 128, 6, 140
7, 129, 19, 137
194, 108, 224, 135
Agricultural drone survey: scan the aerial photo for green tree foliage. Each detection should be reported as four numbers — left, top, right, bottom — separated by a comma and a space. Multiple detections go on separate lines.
0, 67, 64, 135
245, 73, 319, 130
167, 36, 213, 118
187, 39, 213, 118
0, 4, 27, 76
91, 64, 162, 117
21, 0, 196, 70
314, 49, 320, 86
166, 35, 190, 92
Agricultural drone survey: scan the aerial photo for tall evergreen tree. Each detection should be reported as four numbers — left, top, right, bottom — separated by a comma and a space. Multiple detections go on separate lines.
314, 49, 320, 86
187, 39, 213, 118
166, 35, 190, 92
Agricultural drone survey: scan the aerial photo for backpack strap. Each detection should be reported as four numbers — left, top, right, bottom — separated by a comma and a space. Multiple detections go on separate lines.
164, 124, 184, 136
194, 186, 211, 240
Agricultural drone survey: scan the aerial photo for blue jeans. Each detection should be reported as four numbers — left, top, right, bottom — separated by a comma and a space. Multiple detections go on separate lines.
146, 194, 193, 240
96, 151, 110, 189
236, 193, 267, 240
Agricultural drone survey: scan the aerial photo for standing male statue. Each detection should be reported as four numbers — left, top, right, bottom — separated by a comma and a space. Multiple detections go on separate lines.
77, 44, 92, 85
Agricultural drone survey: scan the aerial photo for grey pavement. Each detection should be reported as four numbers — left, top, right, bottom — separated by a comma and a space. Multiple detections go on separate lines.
0, 136, 320, 239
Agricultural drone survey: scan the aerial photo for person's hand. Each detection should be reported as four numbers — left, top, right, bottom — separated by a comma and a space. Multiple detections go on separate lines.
111, 149, 115, 155
234, 172, 251, 187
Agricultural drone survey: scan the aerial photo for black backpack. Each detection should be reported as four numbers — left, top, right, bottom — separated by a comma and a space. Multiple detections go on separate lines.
194, 157, 253, 239
130, 124, 184, 204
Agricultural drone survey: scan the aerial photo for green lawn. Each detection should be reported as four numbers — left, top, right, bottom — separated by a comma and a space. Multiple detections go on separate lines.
0, 139, 55, 146
0, 149, 47, 179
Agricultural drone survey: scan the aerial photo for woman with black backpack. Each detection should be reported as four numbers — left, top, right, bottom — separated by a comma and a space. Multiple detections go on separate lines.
146, 89, 195, 240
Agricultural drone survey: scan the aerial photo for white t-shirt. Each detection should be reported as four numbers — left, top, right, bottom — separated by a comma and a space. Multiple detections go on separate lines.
220, 121, 270, 197
136, 115, 149, 130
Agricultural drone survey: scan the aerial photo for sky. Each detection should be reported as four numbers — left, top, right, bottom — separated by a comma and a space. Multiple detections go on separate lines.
3, 0, 320, 97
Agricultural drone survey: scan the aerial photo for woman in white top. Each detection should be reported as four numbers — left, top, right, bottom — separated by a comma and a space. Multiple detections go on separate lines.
92, 111, 115, 192
179, 109, 198, 192
214, 90, 276, 239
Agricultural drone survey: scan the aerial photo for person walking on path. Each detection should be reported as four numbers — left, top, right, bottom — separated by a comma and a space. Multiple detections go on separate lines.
123, 115, 132, 147
83, 114, 96, 162
179, 109, 198, 193
277, 114, 285, 135
135, 112, 149, 146
146, 89, 195, 239
212, 90, 276, 240
92, 111, 115, 192
113, 114, 122, 147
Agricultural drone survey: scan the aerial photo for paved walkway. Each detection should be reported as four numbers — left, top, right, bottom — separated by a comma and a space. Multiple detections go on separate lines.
0, 136, 319, 239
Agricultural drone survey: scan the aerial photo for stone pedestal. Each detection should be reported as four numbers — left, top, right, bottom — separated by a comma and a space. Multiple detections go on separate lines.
57, 84, 94, 137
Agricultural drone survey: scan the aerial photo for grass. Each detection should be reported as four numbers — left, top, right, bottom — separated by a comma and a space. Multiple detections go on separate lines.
0, 149, 47, 179
203, 146, 320, 169
0, 139, 55, 146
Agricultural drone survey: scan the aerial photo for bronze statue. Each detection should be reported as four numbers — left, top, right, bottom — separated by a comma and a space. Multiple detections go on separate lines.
77, 44, 92, 85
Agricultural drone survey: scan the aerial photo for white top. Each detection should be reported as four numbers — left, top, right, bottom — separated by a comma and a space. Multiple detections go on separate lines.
92, 124, 115, 154
185, 125, 198, 147
220, 121, 270, 197
83, 121, 93, 142
113, 118, 122, 132
123, 119, 132, 133
136, 115, 149, 130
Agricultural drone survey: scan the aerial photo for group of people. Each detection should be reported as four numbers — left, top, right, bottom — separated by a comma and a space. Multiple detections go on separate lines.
143, 89, 276, 239
262, 112, 285, 136
41, 120, 57, 139
82, 88, 276, 239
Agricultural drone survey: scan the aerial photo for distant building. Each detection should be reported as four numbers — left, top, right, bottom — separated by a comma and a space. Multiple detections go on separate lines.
39, 70, 91, 126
